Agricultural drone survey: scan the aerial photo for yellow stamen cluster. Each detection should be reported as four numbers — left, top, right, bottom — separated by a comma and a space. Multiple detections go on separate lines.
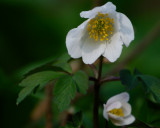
87, 12, 114, 42
109, 108, 124, 117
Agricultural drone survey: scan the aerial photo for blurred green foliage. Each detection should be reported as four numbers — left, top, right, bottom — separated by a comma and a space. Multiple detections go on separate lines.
0, 0, 160, 128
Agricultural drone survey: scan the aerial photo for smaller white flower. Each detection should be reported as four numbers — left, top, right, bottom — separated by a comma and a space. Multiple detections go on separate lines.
103, 92, 135, 126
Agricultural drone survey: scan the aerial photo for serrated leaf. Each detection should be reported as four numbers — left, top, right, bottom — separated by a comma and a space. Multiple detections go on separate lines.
120, 69, 138, 89
120, 69, 160, 102
54, 75, 76, 111
17, 71, 64, 105
16, 84, 38, 105
138, 75, 160, 102
73, 71, 88, 94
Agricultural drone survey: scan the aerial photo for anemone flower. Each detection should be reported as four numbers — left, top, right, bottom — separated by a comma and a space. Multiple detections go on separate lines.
66, 2, 134, 64
103, 92, 135, 126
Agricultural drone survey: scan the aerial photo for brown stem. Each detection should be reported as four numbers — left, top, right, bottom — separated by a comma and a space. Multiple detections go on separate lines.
105, 120, 109, 128
93, 56, 103, 128
93, 82, 100, 128
45, 83, 54, 128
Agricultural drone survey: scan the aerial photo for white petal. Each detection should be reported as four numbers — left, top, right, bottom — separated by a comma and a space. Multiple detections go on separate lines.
81, 39, 106, 64
103, 104, 109, 120
106, 92, 129, 106
111, 115, 135, 126
122, 102, 131, 117
66, 20, 89, 58
108, 113, 122, 120
106, 101, 122, 112
117, 13, 134, 47
80, 2, 116, 19
103, 33, 123, 62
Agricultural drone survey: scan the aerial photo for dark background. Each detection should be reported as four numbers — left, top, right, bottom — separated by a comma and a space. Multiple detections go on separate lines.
0, 0, 160, 127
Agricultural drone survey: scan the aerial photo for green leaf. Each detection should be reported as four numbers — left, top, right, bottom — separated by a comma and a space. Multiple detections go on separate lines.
54, 75, 76, 111
17, 71, 64, 105
120, 69, 138, 89
24, 65, 69, 78
73, 71, 88, 94
52, 53, 72, 73
136, 99, 160, 127
17, 84, 37, 105
53, 62, 72, 74
24, 53, 71, 78
138, 75, 160, 102
56, 53, 71, 63
54, 71, 88, 111
120, 69, 160, 102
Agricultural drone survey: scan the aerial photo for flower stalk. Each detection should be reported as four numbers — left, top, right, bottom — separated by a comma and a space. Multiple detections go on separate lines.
93, 56, 103, 128
103, 92, 135, 126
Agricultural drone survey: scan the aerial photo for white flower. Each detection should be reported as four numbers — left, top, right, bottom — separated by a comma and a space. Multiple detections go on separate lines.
66, 2, 134, 64
103, 92, 135, 126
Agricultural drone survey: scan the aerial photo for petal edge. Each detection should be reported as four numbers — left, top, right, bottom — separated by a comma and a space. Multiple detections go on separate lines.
117, 13, 134, 47
80, 2, 116, 19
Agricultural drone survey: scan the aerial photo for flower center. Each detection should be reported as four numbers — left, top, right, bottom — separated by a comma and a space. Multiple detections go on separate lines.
87, 12, 114, 42
108, 108, 124, 117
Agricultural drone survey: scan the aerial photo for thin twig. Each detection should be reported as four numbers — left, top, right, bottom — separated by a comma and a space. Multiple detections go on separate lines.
93, 56, 103, 128
45, 83, 54, 128
100, 76, 120, 84
106, 20, 160, 76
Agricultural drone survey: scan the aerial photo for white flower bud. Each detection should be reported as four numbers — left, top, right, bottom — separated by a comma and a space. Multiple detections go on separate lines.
103, 92, 135, 126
